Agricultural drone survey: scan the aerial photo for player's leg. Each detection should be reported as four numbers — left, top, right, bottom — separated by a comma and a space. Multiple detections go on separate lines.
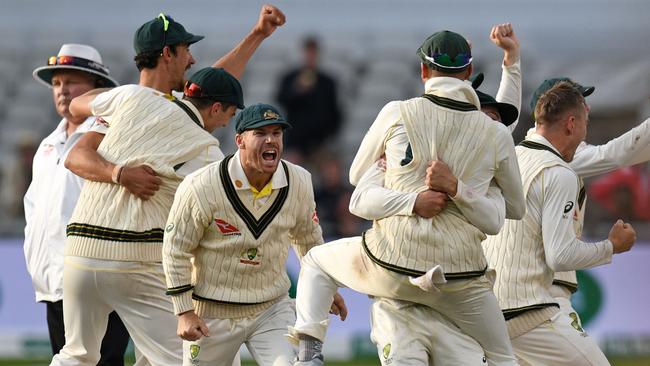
105, 264, 182, 366
46, 301, 66, 355
370, 298, 431, 366
182, 317, 245, 366
97, 311, 130, 366
429, 276, 516, 366
511, 311, 610, 366
371, 297, 488, 366
246, 296, 297, 366
50, 265, 113, 366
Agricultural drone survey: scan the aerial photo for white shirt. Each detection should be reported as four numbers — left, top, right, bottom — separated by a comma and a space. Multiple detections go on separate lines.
525, 134, 613, 271
23, 117, 96, 302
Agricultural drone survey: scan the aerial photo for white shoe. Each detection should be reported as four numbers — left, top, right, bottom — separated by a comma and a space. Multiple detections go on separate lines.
293, 355, 324, 366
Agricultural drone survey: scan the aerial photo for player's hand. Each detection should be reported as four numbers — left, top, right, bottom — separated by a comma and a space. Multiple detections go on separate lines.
489, 23, 520, 66
413, 190, 447, 218
425, 160, 458, 197
329, 292, 348, 321
119, 165, 162, 200
252, 4, 286, 38
608, 219, 636, 254
177, 311, 210, 341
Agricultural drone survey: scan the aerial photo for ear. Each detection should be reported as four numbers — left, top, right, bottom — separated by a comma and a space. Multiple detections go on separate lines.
464, 64, 474, 80
420, 63, 430, 82
565, 115, 576, 136
160, 46, 172, 61
210, 102, 223, 116
235, 133, 244, 149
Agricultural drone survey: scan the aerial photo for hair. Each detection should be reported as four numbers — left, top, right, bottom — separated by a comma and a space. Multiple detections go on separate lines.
184, 96, 234, 111
303, 36, 319, 51
534, 81, 585, 126
134, 44, 179, 71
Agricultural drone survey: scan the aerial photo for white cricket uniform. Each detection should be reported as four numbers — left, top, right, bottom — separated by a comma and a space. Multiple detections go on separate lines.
354, 61, 522, 365
291, 77, 525, 366
163, 152, 322, 366
483, 133, 612, 366
51, 85, 224, 366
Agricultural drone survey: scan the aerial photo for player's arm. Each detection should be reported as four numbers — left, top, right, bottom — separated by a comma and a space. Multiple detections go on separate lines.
349, 101, 401, 185
492, 129, 526, 219
570, 118, 650, 178
425, 160, 506, 234
490, 23, 522, 133
349, 160, 421, 220
163, 178, 210, 341
540, 166, 635, 272
211, 5, 285, 79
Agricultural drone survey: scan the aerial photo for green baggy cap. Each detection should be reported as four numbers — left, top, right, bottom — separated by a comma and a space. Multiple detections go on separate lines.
530, 77, 595, 111
134, 13, 204, 54
185, 67, 245, 109
417, 30, 472, 73
235, 103, 292, 134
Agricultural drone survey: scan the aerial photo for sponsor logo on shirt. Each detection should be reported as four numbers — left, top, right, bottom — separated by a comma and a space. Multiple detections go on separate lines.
214, 219, 241, 236
312, 210, 319, 224
563, 201, 575, 218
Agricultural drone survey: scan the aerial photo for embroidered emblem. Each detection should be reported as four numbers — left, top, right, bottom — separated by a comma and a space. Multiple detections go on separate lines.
382, 343, 391, 359
189, 344, 200, 360
569, 312, 585, 333
263, 110, 280, 120
240, 248, 261, 265
214, 219, 241, 236
235, 179, 243, 188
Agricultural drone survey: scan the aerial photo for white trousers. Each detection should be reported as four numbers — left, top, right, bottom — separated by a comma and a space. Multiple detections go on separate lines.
183, 296, 296, 366
511, 309, 610, 366
291, 237, 516, 366
51, 261, 182, 366
370, 298, 487, 366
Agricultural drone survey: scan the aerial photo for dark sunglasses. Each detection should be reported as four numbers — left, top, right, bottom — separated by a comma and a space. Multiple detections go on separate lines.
47, 55, 109, 75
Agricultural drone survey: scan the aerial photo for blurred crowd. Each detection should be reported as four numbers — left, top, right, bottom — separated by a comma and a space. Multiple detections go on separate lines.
0, 34, 647, 241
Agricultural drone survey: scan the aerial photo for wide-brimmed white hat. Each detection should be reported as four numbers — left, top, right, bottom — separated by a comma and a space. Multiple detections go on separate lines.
32, 43, 119, 88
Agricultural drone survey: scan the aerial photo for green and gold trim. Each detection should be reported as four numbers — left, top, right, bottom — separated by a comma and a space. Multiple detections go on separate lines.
166, 284, 194, 295
66, 223, 163, 242
503, 303, 559, 321
219, 154, 289, 239
421, 94, 478, 112
361, 232, 487, 280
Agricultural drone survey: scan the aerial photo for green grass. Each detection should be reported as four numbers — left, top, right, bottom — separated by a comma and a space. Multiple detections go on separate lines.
2, 358, 650, 366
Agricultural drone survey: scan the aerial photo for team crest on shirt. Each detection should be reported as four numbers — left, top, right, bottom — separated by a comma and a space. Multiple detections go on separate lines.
569, 312, 587, 335
240, 248, 261, 265
382, 343, 393, 364
189, 344, 200, 362
214, 219, 241, 236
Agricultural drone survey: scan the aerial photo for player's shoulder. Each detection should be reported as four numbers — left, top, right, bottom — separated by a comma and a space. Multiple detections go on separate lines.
542, 164, 578, 188
180, 160, 222, 188
281, 159, 311, 179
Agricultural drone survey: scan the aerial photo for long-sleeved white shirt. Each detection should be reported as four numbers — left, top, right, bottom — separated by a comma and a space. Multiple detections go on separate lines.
521, 134, 613, 272
23, 117, 95, 302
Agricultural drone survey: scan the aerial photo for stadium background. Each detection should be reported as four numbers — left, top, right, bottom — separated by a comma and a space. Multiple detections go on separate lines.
0, 0, 649, 364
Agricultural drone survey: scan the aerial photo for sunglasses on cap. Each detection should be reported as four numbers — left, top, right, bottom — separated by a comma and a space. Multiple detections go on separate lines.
184, 80, 235, 99
47, 55, 109, 75
420, 50, 472, 69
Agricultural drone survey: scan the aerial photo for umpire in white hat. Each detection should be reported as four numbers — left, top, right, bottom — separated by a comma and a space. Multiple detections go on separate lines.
26, 43, 129, 365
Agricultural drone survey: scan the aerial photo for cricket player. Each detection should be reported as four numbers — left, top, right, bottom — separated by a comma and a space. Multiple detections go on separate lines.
162, 103, 346, 366
483, 81, 637, 365
528, 77, 650, 348
290, 29, 525, 366
52, 6, 285, 366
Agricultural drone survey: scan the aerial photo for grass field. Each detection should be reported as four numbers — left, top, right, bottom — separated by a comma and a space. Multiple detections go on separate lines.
2, 358, 650, 365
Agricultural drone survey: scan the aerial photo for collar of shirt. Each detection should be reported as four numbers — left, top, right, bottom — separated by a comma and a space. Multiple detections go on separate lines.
424, 76, 481, 109
43, 116, 97, 146
178, 99, 206, 128
227, 150, 288, 192
527, 133, 564, 156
